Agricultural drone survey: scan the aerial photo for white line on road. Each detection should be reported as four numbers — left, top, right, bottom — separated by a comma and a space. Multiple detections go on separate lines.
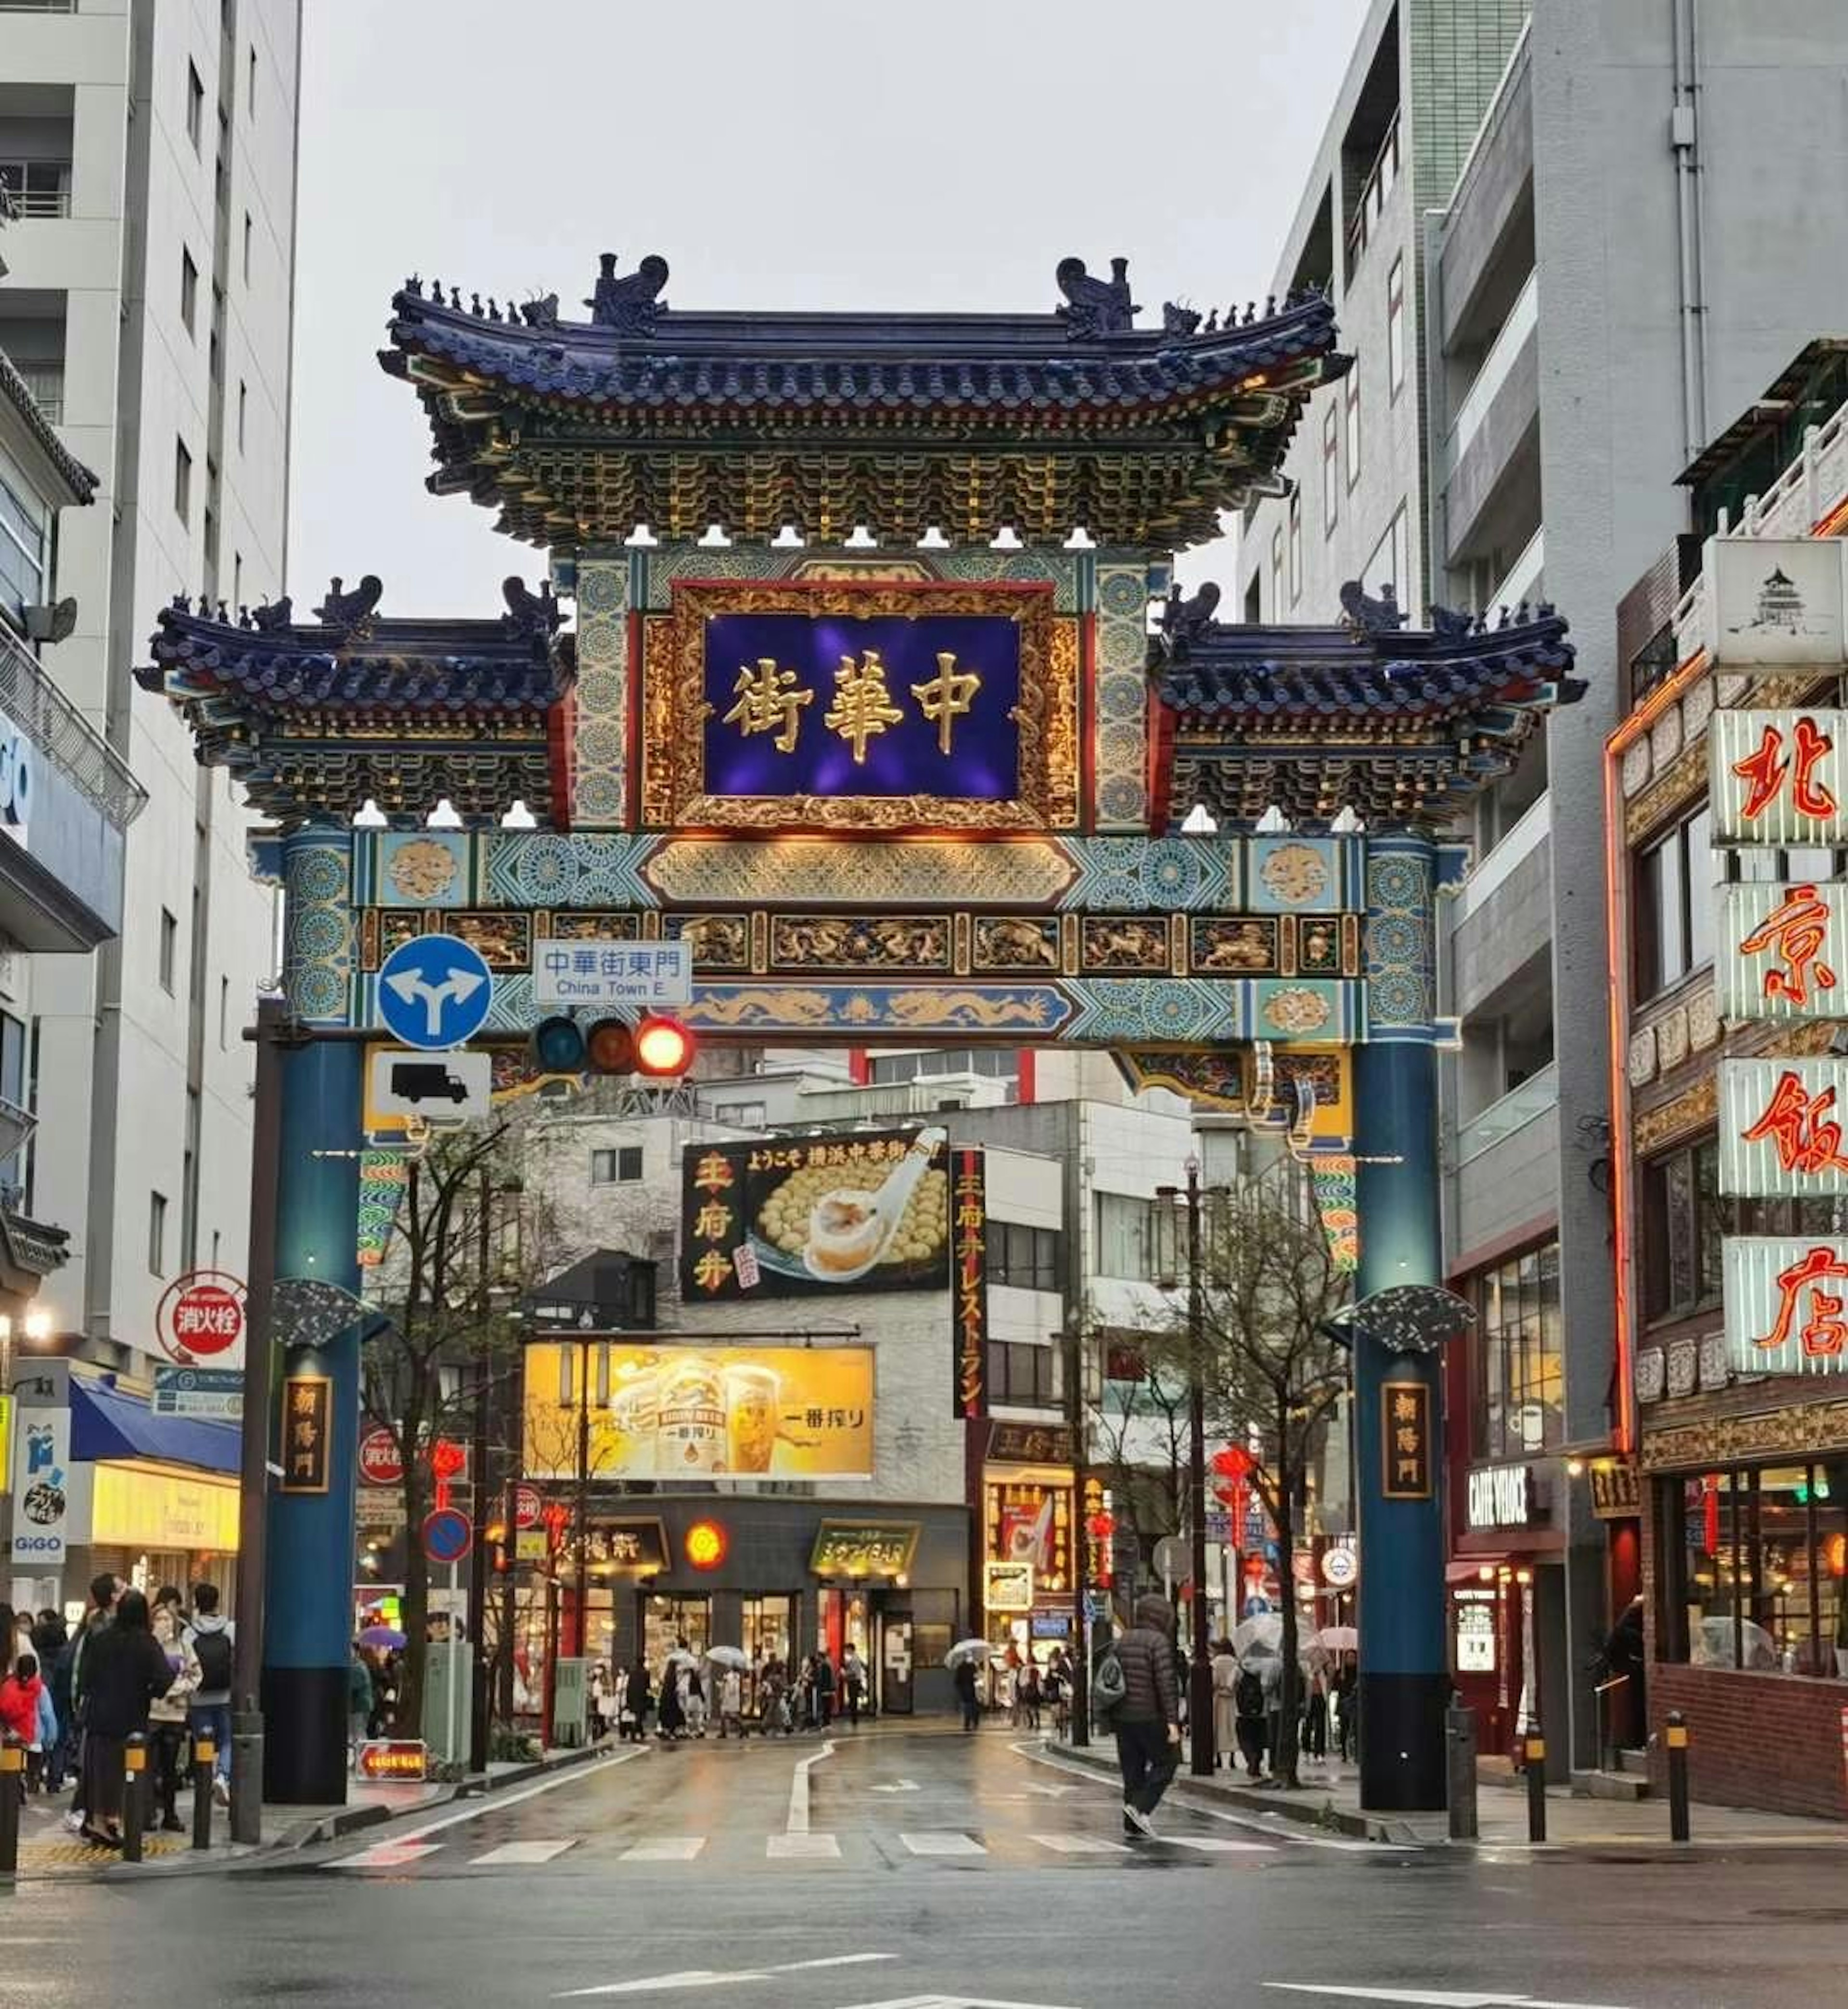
1169, 1835, 1274, 1853
1031, 1832, 1129, 1854
327, 1841, 443, 1871
899, 1831, 987, 1855
470, 1840, 578, 1866
766, 1831, 841, 1858
558, 1952, 892, 1997
1264, 1989, 1635, 2009
620, 1836, 707, 1861
787, 1739, 835, 1833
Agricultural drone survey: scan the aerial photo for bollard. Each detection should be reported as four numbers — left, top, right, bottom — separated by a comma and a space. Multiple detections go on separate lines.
192, 1739, 216, 1851
230, 1709, 263, 1848
1445, 1703, 1479, 1842
1524, 1725, 1547, 1843
0, 1735, 21, 1883
1666, 1710, 1691, 1842
122, 1732, 147, 1863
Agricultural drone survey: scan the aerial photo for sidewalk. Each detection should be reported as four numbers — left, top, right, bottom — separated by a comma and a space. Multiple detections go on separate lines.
1035, 1736, 1848, 1849
6, 1740, 609, 1880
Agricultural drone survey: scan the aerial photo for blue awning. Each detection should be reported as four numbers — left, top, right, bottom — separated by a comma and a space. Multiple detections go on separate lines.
69, 1378, 240, 1477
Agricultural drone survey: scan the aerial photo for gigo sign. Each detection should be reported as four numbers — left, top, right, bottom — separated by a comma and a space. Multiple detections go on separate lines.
1465, 1463, 1534, 1533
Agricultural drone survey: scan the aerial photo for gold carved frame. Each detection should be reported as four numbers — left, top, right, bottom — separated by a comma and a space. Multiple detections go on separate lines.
641, 579, 1078, 832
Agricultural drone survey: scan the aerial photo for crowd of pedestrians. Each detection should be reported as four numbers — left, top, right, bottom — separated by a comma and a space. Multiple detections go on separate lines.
589, 1640, 873, 1743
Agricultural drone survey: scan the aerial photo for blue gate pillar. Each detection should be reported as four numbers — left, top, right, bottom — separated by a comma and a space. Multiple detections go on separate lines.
262, 822, 364, 1804
1354, 833, 1448, 1812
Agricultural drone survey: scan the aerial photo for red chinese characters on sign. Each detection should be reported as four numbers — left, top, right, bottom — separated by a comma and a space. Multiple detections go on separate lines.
1738, 884, 1839, 1007
1756, 1244, 1848, 1359
154, 1268, 247, 1365
1732, 715, 1839, 824
1741, 1068, 1848, 1176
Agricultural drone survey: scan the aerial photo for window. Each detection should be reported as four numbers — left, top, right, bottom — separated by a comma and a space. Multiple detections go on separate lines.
1387, 255, 1406, 398
1640, 1135, 1726, 1324
180, 246, 198, 335
248, 44, 257, 117
1322, 402, 1340, 531
0, 1010, 30, 1199
232, 551, 242, 611
0, 161, 72, 220
173, 437, 192, 524
988, 1221, 1062, 1292
1655, 1460, 1848, 1677
0, 471, 48, 631
1288, 491, 1302, 605
1361, 502, 1409, 604
1469, 1242, 1564, 1459
218, 974, 230, 1047
1270, 528, 1284, 621
1635, 809, 1714, 996
1095, 1192, 1155, 1281
148, 1191, 168, 1275
158, 908, 178, 991
243, 211, 252, 284
590, 1146, 644, 1185
985, 1340, 1061, 1408
186, 62, 205, 151
721, 1101, 767, 1128
237, 379, 247, 451
867, 1048, 1015, 1084
1344, 370, 1361, 489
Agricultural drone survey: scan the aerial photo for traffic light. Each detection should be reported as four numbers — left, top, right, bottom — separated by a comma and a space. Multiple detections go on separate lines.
528, 1012, 696, 1079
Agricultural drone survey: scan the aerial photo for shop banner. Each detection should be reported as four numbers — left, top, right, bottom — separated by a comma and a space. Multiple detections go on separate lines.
681, 1127, 949, 1301
950, 1145, 988, 1418
522, 1341, 874, 1482
986, 1477, 1072, 1589
1718, 1057, 1848, 1197
11, 1402, 69, 1564
810, 1520, 920, 1576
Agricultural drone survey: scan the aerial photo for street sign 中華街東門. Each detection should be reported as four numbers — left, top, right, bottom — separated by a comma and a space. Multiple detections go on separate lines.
422, 1506, 472, 1565
375, 933, 494, 1051
533, 939, 691, 1010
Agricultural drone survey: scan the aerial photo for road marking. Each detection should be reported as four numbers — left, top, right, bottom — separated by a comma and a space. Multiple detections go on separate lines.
320, 1747, 645, 1867
327, 1841, 442, 1871
1031, 1832, 1129, 1854
868, 1778, 921, 1793
1169, 1834, 1274, 1853
767, 1831, 841, 1858
470, 1840, 577, 1866
1264, 1990, 1635, 2009
788, 1739, 835, 1833
899, 1831, 987, 1855
838, 1997, 1085, 2009
621, 1837, 707, 1861
559, 1953, 893, 1998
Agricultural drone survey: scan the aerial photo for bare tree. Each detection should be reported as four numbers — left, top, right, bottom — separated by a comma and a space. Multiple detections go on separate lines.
1082, 1332, 1190, 1609
1149, 1176, 1349, 1787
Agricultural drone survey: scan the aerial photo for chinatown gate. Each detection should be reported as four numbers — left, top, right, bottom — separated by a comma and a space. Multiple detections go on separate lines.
138, 253, 1579, 1810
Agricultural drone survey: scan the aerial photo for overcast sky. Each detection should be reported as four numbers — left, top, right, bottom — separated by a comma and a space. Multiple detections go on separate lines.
287, 0, 1369, 618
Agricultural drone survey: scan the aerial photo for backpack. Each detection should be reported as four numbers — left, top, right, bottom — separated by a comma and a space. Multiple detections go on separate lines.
193, 1626, 233, 1693
1090, 1645, 1127, 1721
1235, 1668, 1266, 1718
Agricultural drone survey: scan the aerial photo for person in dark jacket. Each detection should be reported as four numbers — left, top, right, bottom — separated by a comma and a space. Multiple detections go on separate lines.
77, 1590, 173, 1848
953, 1655, 980, 1731
1113, 1593, 1181, 1838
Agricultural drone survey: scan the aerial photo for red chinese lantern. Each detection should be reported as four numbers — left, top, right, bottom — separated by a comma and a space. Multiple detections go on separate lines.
1211, 1445, 1255, 1481
1086, 1511, 1116, 1540
428, 1439, 467, 1481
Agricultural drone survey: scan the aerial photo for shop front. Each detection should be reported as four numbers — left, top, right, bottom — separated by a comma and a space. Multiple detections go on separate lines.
1642, 1402, 1848, 1820
980, 1421, 1077, 1702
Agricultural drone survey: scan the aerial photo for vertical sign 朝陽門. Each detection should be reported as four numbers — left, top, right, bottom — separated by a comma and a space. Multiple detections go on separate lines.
1380, 1380, 1433, 1500
279, 1374, 334, 1494
950, 1146, 988, 1418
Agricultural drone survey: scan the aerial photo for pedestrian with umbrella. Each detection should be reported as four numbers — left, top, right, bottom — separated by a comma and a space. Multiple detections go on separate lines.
946, 1638, 988, 1731
348, 1642, 374, 1769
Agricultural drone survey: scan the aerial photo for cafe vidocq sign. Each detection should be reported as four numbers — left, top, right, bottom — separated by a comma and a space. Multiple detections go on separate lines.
1466, 1463, 1534, 1533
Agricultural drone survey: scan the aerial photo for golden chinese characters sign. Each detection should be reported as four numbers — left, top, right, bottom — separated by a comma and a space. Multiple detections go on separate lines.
642, 579, 1077, 832
279, 1375, 332, 1494
1380, 1380, 1433, 1501
522, 1342, 875, 1482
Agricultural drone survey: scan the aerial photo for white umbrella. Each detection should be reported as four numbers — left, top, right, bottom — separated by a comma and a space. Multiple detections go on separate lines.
945, 1638, 993, 1668
705, 1645, 750, 1670
664, 1647, 699, 1670
1232, 1614, 1282, 1658
1693, 1615, 1776, 1670
1319, 1624, 1359, 1653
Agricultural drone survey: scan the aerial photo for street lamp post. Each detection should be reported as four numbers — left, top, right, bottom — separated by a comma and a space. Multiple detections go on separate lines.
1155, 1164, 1215, 1777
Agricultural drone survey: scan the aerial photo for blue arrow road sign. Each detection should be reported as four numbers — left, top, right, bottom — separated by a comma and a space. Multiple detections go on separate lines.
376, 933, 493, 1050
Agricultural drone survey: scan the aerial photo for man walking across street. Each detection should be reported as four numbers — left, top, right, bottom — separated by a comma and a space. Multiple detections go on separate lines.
186, 1583, 235, 1804
1112, 1592, 1181, 1839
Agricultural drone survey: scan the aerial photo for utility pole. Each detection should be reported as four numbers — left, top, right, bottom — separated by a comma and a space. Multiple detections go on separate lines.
467, 1168, 492, 1775
573, 1328, 592, 1657
1184, 1160, 1214, 1776
1064, 1323, 1089, 1747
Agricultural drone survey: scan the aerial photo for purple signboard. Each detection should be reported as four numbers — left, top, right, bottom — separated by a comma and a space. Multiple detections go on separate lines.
702, 612, 1021, 802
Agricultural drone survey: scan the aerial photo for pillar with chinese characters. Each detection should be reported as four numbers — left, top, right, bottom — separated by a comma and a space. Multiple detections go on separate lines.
262, 822, 366, 1804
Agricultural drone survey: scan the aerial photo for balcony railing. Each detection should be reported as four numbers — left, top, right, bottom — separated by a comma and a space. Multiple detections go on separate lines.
1344, 115, 1401, 274
1489, 526, 1545, 613
1445, 270, 1538, 474
0, 166, 72, 218
1454, 1060, 1557, 1168
12, 364, 62, 424
0, 624, 147, 831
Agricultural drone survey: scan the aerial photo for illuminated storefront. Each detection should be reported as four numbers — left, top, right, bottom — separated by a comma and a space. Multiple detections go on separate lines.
980, 1421, 1076, 1688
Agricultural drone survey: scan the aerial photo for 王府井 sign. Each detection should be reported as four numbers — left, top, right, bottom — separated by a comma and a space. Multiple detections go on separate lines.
950, 1146, 988, 1420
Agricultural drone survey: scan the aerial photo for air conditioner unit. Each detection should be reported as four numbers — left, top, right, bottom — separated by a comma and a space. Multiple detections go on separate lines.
22, 598, 77, 644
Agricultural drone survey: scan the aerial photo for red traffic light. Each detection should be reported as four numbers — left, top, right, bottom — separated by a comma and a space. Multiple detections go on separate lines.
633, 1015, 696, 1078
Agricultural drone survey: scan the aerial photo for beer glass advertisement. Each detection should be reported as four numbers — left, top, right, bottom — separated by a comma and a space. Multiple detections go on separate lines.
522, 1341, 874, 1483
680, 1127, 949, 1301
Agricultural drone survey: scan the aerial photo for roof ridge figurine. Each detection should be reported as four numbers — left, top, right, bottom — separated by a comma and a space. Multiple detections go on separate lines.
585, 250, 669, 335
502, 575, 563, 638
312, 574, 384, 637
1055, 255, 1139, 338
1338, 579, 1410, 635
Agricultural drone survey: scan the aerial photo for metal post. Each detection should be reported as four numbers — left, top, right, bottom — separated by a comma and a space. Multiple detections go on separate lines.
122, 1733, 148, 1862
574, 1333, 591, 1656
467, 1170, 492, 1775
1666, 1710, 1691, 1842
231, 994, 285, 1844
1445, 1703, 1478, 1841
500, 1471, 520, 1726
0, 1734, 21, 1884
1065, 1323, 1089, 1748
1524, 1725, 1547, 1843
1185, 1165, 1214, 1776
192, 1737, 216, 1850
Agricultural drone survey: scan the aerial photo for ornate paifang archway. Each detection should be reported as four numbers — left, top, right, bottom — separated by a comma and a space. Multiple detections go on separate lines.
139, 252, 1579, 1811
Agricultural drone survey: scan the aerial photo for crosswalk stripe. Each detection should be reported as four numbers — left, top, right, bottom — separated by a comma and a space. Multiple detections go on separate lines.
1032, 1833, 1130, 1854
767, 1832, 841, 1858
620, 1837, 707, 1861
470, 1840, 578, 1865
1168, 1835, 1274, 1853
899, 1831, 987, 1856
327, 1841, 443, 1871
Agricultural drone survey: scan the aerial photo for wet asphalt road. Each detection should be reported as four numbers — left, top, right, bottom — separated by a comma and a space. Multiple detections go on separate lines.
7, 1726, 1845, 2008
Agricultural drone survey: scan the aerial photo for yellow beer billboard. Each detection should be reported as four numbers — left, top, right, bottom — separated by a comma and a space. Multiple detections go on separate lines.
522, 1342, 873, 1483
